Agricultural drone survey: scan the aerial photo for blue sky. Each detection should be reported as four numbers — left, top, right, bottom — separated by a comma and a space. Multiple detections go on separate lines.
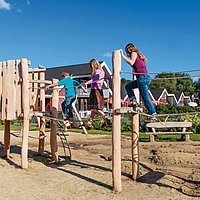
0, 0, 200, 80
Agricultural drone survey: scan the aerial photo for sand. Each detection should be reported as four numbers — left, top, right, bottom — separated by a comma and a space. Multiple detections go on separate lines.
0, 130, 199, 200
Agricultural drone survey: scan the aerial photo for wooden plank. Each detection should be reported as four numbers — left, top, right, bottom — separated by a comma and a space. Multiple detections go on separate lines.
29, 79, 52, 84
29, 71, 34, 112
146, 122, 192, 128
20, 58, 30, 169
0, 62, 2, 114
146, 132, 193, 135
28, 68, 46, 73
112, 50, 122, 192
7, 60, 15, 120
1, 61, 7, 120
15, 60, 22, 117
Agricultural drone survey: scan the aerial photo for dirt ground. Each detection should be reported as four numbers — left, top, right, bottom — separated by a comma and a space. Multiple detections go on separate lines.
0, 130, 199, 200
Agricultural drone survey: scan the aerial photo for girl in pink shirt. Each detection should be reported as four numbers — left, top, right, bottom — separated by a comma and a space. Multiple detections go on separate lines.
84, 59, 111, 126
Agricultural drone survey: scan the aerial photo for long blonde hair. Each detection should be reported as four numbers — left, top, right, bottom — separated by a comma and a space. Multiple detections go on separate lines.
125, 43, 147, 62
89, 59, 103, 75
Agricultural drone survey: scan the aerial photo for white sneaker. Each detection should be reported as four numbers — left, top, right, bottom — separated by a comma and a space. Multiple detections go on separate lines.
150, 113, 157, 121
132, 99, 138, 106
64, 121, 71, 127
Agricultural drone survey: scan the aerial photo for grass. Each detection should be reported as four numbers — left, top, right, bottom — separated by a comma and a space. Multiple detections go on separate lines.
0, 123, 199, 142
68, 128, 200, 142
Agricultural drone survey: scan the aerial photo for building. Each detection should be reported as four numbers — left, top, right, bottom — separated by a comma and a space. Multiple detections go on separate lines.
45, 61, 112, 117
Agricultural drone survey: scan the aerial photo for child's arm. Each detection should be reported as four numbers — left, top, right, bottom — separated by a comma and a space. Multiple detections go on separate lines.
80, 85, 88, 93
46, 82, 58, 90
120, 49, 137, 66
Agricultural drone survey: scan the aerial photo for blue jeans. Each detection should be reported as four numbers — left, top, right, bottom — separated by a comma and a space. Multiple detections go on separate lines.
61, 96, 75, 118
125, 74, 156, 115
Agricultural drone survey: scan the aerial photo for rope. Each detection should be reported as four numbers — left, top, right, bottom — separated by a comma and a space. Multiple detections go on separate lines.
44, 77, 111, 90
139, 111, 200, 118
152, 76, 200, 80
121, 68, 200, 75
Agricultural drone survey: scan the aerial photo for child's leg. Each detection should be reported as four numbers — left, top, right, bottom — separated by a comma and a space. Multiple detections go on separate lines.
61, 100, 66, 113
125, 80, 138, 101
66, 97, 76, 119
138, 76, 156, 115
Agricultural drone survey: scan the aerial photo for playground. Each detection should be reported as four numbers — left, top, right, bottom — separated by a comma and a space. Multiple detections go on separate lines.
0, 130, 199, 200
0, 53, 199, 199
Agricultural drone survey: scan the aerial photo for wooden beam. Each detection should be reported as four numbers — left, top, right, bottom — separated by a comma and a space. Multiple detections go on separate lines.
28, 68, 46, 73
29, 79, 52, 84
112, 50, 122, 192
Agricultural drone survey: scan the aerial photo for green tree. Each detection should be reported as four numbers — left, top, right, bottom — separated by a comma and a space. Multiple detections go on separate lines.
194, 79, 200, 104
149, 73, 195, 95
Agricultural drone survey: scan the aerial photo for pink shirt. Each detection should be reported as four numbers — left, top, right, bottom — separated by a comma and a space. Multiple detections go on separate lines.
86, 69, 111, 89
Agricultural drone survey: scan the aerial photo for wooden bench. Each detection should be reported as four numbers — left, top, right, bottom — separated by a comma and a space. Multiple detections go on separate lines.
146, 121, 193, 142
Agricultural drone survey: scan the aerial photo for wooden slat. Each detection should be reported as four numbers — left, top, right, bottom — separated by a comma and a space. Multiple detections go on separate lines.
146, 122, 192, 128
7, 60, 15, 120
1, 61, 7, 120
28, 68, 46, 73
29, 71, 34, 112
29, 79, 52, 84
33, 72, 39, 110
15, 60, 22, 117
146, 132, 193, 135
0, 62, 2, 114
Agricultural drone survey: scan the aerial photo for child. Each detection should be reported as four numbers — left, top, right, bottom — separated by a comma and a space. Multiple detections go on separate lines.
120, 43, 157, 118
46, 72, 87, 126
84, 59, 112, 126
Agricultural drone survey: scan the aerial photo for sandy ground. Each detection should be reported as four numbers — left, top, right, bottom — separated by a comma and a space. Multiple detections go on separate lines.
0, 130, 199, 200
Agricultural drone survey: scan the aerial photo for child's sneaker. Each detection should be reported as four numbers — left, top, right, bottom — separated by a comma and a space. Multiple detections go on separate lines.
144, 113, 158, 123
64, 119, 71, 127
150, 113, 158, 122
105, 117, 112, 126
85, 119, 93, 128
131, 99, 140, 112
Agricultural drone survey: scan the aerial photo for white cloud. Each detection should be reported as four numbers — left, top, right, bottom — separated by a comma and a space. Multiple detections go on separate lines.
27, 0, 30, 5
0, 0, 11, 10
17, 9, 22, 13
103, 52, 112, 58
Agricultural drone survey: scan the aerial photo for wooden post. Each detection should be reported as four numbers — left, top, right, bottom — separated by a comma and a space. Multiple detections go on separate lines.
132, 113, 140, 180
0, 62, 2, 114
50, 79, 59, 162
72, 99, 88, 134
112, 50, 122, 192
21, 59, 30, 169
38, 71, 46, 154
4, 119, 10, 157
